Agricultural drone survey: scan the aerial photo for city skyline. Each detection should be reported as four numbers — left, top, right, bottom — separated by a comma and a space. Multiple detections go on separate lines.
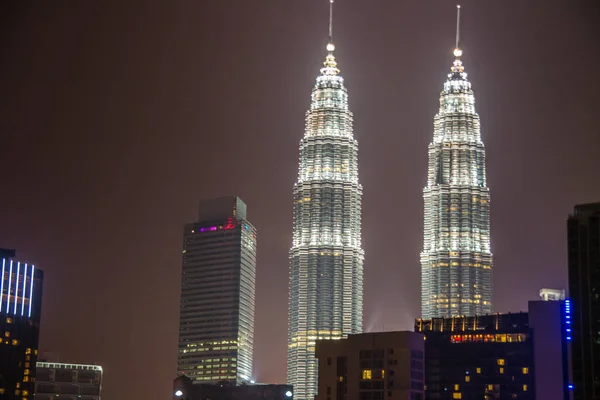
287, 1, 364, 397
0, 1, 598, 400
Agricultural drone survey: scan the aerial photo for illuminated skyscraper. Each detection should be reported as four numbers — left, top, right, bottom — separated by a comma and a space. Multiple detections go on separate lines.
0, 253, 44, 398
178, 197, 256, 385
420, 6, 493, 319
287, 1, 364, 398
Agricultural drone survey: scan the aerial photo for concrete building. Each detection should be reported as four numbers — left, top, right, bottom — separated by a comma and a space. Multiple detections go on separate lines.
314, 331, 425, 400
172, 376, 293, 400
178, 197, 257, 384
415, 300, 571, 400
35, 362, 103, 400
567, 202, 600, 400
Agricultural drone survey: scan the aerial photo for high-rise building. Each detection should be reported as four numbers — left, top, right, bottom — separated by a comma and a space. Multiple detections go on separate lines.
314, 331, 425, 400
35, 362, 103, 400
287, 2, 364, 399
420, 6, 493, 319
0, 255, 44, 399
415, 300, 572, 400
178, 197, 257, 385
567, 202, 600, 400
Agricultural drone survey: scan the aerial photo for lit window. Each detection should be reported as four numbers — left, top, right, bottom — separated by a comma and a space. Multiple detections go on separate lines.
476, 368, 481, 374
23, 369, 29, 376
16, 383, 20, 389
24, 363, 29, 368
362, 369, 372, 380
4, 332, 10, 338
465, 376, 470, 382
487, 385, 493, 391
381, 370, 385, 379
22, 390, 28, 396
499, 368, 504, 374
6, 318, 12, 324
522, 367, 529, 374
454, 384, 459, 391
338, 376, 343, 382
523, 385, 528, 391
12, 339, 19, 346
23, 377, 29, 382
497, 359, 505, 366
453, 393, 462, 399
0, 389, 4, 394
25, 348, 31, 355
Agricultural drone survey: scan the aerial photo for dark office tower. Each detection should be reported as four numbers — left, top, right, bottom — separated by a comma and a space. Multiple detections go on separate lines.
420, 6, 493, 319
287, 2, 364, 399
0, 256, 44, 399
178, 197, 257, 385
568, 202, 600, 400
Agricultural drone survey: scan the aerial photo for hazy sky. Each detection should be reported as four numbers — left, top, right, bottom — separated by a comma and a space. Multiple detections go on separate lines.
1, 1, 599, 399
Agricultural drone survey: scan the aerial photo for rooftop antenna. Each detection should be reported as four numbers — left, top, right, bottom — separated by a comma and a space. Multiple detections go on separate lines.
327, 0, 335, 52
454, 5, 463, 57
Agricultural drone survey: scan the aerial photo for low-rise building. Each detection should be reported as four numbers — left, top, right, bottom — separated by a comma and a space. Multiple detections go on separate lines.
35, 362, 103, 400
315, 331, 425, 400
172, 376, 293, 400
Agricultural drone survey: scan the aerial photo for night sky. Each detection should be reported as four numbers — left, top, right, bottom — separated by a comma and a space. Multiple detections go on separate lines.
1, 1, 599, 399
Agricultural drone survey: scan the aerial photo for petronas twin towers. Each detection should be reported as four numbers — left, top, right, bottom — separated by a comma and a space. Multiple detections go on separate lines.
287, 3, 493, 399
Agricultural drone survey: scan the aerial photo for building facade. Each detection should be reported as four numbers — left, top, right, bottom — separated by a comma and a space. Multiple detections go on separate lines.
539, 288, 565, 301
35, 362, 103, 400
416, 301, 571, 400
178, 197, 257, 385
0, 255, 43, 400
287, 26, 364, 400
567, 203, 600, 400
314, 331, 425, 400
172, 376, 293, 400
420, 11, 493, 319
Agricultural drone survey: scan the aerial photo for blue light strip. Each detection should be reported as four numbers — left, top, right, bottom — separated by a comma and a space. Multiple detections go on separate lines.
565, 299, 572, 341
21, 264, 28, 316
6, 260, 12, 313
13, 262, 20, 314
0, 259, 5, 311
565, 299, 574, 392
28, 266, 35, 318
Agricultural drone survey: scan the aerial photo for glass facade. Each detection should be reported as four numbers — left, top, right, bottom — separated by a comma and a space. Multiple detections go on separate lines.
178, 197, 256, 385
287, 43, 364, 400
420, 45, 493, 319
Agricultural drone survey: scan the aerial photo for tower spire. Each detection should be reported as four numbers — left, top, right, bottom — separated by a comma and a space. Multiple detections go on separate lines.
451, 5, 465, 74
327, 0, 335, 53
453, 5, 463, 58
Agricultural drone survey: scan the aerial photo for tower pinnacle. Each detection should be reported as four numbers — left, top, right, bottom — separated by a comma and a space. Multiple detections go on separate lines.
454, 5, 462, 57
327, 0, 335, 52
451, 5, 465, 74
